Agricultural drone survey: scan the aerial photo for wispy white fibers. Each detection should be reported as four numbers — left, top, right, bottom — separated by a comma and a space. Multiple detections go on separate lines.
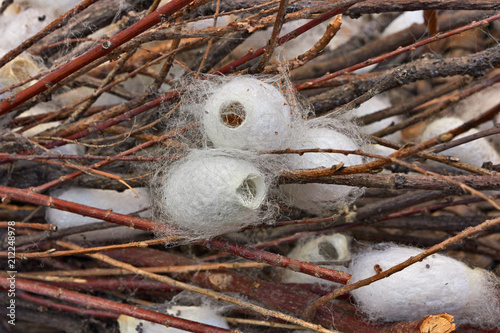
348, 243, 500, 327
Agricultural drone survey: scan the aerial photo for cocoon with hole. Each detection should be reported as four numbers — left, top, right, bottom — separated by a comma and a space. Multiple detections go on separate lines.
348, 243, 500, 327
281, 233, 350, 285
203, 77, 292, 150
281, 127, 363, 214
422, 117, 500, 167
159, 150, 267, 237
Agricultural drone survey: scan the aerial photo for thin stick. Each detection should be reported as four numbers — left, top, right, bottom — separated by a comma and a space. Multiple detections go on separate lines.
203, 238, 351, 284
0, 0, 195, 115
4, 237, 174, 259
0, 0, 100, 69
17, 262, 269, 278
0, 222, 56, 231
252, 0, 289, 73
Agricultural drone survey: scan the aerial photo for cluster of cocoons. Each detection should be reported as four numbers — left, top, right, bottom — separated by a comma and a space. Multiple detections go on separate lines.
159, 149, 268, 238
158, 75, 365, 238
421, 117, 500, 168
348, 243, 500, 327
281, 233, 351, 284
118, 305, 229, 333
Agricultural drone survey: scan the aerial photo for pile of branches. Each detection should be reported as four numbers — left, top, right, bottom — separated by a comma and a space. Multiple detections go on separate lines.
0, 0, 499, 332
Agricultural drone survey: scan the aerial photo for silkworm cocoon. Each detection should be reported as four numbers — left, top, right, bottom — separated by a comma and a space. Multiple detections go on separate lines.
203, 77, 292, 150
0, 8, 54, 54
16, 0, 82, 17
280, 127, 363, 214
348, 243, 500, 327
46, 187, 151, 229
422, 117, 500, 167
381, 11, 424, 37
351, 94, 402, 143
118, 305, 229, 333
445, 84, 500, 152
281, 233, 350, 285
159, 150, 268, 237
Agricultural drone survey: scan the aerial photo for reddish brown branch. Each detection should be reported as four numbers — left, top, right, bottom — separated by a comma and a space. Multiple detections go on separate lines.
203, 238, 352, 284
17, 290, 118, 319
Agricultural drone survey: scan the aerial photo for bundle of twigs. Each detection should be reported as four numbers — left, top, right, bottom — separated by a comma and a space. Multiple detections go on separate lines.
0, 0, 499, 332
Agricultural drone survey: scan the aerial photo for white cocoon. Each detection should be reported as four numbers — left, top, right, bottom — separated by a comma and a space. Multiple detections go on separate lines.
422, 117, 500, 167
348, 243, 500, 326
15, 0, 82, 17
118, 305, 229, 333
281, 127, 363, 214
203, 77, 292, 150
160, 150, 267, 237
382, 11, 424, 37
351, 94, 402, 143
446, 84, 500, 152
46, 187, 151, 229
0, 8, 54, 55
281, 233, 350, 285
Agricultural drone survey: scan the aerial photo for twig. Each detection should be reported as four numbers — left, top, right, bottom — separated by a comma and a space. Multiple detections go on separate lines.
17, 262, 269, 278
202, 238, 351, 284
3, 237, 173, 259
0, 0, 100, 69
0, 222, 56, 231
17, 290, 118, 319
251, 0, 289, 73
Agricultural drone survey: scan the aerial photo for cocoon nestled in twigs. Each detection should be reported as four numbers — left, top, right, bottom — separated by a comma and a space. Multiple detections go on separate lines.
422, 116, 500, 168
153, 149, 271, 239
281, 233, 350, 285
203, 76, 293, 150
348, 243, 500, 327
280, 126, 364, 214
